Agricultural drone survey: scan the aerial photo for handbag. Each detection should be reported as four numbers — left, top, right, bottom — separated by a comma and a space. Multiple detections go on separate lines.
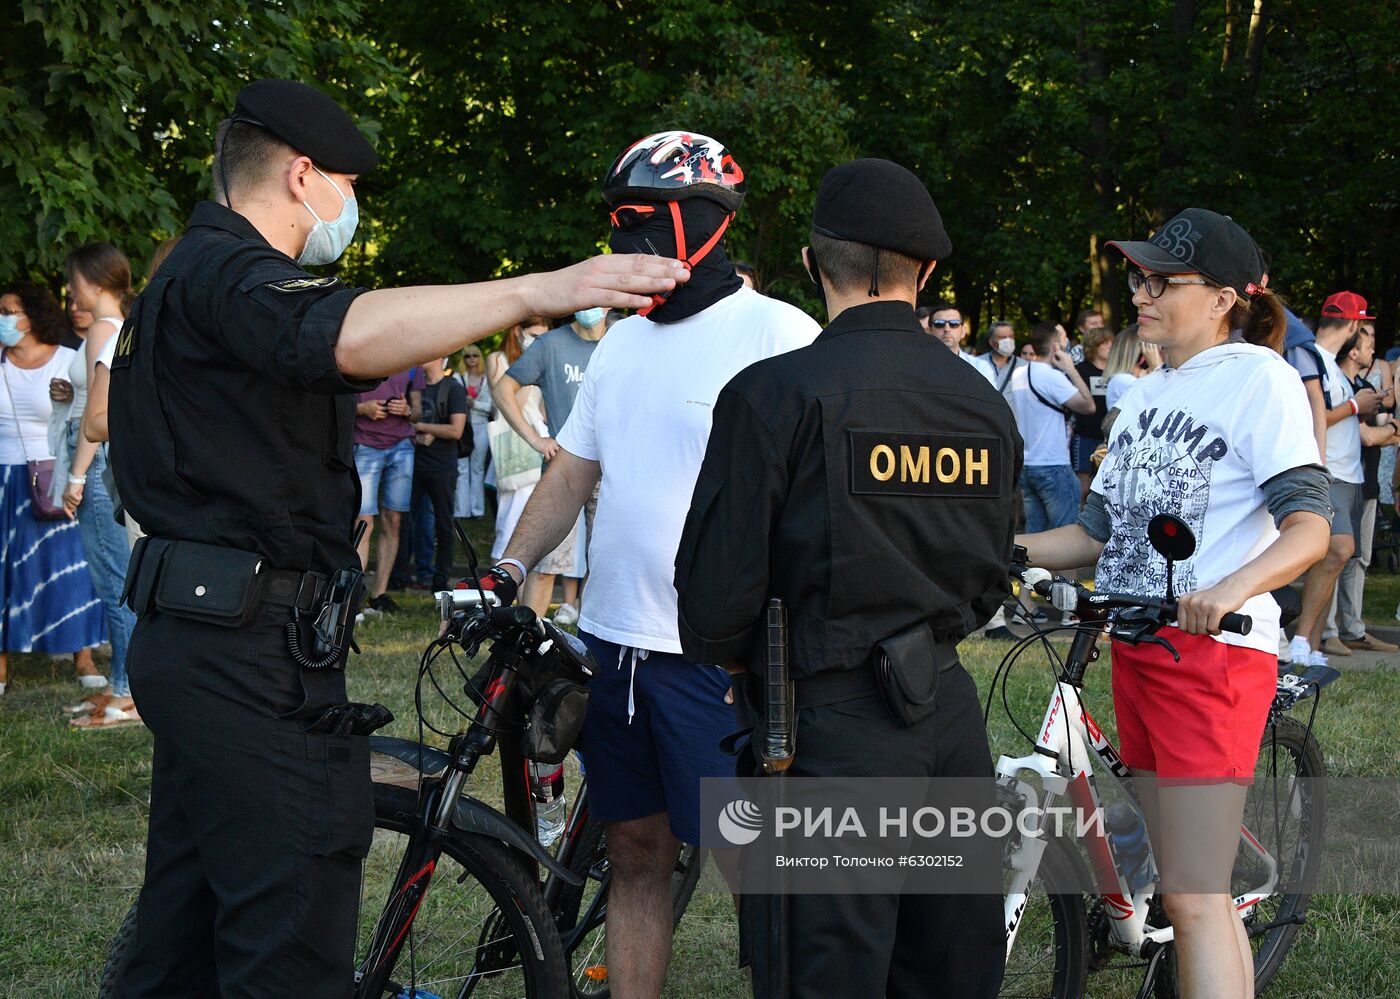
487, 414, 544, 492
1, 349, 68, 520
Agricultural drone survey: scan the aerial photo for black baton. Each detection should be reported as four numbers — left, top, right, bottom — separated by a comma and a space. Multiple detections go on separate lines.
760, 598, 792, 997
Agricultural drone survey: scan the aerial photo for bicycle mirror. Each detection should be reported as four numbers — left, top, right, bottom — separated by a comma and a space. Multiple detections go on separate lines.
452, 521, 491, 611
1147, 514, 1195, 562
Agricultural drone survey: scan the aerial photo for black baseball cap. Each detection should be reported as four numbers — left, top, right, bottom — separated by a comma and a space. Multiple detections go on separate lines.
811, 159, 952, 260
232, 79, 378, 174
1106, 208, 1266, 300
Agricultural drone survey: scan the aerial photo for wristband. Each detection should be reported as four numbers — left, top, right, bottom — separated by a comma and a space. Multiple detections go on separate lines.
68, 475, 86, 485
496, 557, 528, 584
1348, 398, 1359, 417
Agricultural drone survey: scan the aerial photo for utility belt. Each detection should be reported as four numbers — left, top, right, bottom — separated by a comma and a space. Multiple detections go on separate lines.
122, 536, 365, 670
796, 625, 960, 726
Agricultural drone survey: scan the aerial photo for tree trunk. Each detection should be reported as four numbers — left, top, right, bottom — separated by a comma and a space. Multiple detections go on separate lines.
1080, 18, 1122, 330
1222, 0, 1239, 70
1234, 0, 1269, 133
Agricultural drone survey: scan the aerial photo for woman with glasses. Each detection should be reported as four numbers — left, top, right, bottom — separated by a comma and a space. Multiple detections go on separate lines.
0, 283, 106, 699
1017, 209, 1330, 999
452, 345, 493, 519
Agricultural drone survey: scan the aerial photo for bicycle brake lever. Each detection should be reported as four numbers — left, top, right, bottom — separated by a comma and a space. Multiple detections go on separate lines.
1141, 634, 1179, 662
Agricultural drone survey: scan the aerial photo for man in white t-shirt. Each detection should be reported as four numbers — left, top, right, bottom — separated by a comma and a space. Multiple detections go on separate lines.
1007, 320, 1095, 532
493, 132, 819, 998
1289, 292, 1382, 667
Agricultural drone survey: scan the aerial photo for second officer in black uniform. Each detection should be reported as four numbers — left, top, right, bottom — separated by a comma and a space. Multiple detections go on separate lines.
108, 79, 687, 998
675, 159, 1019, 998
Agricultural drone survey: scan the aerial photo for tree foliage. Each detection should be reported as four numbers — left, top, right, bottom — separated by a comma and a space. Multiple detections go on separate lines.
3, 0, 1396, 342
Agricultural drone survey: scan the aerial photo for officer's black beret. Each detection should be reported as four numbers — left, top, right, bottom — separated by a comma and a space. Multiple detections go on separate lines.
811, 159, 951, 260
232, 79, 378, 174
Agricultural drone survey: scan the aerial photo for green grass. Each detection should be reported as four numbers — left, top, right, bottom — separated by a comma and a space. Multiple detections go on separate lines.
3, 538, 1399, 996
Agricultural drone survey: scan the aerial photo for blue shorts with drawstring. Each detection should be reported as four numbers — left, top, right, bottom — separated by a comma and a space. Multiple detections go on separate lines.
576, 630, 734, 844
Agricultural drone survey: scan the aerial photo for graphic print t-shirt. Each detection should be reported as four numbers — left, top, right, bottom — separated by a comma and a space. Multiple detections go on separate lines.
1091, 343, 1321, 655
506, 326, 599, 438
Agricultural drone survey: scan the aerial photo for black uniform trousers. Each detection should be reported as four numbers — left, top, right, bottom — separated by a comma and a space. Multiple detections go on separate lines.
118, 605, 374, 998
739, 667, 1006, 999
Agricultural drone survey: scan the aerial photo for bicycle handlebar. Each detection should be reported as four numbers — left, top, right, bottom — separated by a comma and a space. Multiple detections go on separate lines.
1011, 565, 1252, 636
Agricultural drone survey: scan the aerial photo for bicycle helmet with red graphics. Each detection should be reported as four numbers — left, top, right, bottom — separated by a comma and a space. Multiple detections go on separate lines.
601, 131, 746, 211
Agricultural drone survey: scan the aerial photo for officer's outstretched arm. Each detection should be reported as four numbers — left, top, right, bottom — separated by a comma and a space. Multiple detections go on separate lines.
334, 255, 687, 378
499, 449, 600, 580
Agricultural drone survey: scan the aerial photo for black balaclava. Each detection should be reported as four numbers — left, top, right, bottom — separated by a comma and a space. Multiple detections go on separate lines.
607, 197, 742, 323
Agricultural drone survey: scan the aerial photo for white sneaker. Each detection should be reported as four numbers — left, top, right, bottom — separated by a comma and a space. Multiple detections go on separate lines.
1286, 636, 1311, 665
552, 603, 579, 627
1307, 650, 1329, 668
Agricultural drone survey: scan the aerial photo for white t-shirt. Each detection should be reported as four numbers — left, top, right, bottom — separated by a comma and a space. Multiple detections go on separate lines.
1007, 361, 1077, 466
0, 346, 75, 465
556, 287, 820, 652
1092, 343, 1321, 655
1317, 346, 1362, 484
1105, 372, 1139, 411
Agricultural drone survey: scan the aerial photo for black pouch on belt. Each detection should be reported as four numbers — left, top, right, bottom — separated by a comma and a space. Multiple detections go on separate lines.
151, 540, 269, 627
874, 620, 956, 727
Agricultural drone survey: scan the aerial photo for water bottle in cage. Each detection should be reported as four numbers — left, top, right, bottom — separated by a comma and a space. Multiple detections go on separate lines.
1104, 802, 1153, 892
529, 760, 567, 848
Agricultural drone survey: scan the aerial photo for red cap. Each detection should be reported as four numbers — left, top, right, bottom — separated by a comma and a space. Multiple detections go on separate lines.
1321, 291, 1375, 321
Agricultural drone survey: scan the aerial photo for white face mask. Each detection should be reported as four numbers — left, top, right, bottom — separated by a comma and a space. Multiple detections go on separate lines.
298, 168, 359, 266
520, 333, 538, 350
994, 336, 1016, 357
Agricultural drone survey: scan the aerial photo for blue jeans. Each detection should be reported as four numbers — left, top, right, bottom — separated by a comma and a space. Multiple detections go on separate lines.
68, 426, 137, 696
354, 438, 415, 515
1020, 464, 1081, 534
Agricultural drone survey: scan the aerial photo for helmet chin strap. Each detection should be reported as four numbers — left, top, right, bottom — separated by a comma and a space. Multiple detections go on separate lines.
638, 201, 735, 317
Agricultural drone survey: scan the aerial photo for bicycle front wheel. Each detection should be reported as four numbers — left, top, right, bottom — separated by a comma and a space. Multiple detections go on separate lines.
1240, 714, 1326, 991
1000, 834, 1089, 999
361, 782, 570, 999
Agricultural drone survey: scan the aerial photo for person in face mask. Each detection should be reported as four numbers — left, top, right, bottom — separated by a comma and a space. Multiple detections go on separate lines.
492, 307, 609, 623
0, 284, 108, 700
494, 131, 820, 998
104, 79, 688, 998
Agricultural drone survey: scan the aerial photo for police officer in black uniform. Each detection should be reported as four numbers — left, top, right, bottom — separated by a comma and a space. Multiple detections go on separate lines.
107, 79, 687, 998
674, 159, 1020, 998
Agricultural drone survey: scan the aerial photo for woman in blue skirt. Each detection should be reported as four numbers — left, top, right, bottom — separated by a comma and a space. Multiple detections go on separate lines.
0, 283, 106, 698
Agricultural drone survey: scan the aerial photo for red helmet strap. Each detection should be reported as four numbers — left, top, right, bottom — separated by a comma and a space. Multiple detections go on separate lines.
637, 203, 736, 318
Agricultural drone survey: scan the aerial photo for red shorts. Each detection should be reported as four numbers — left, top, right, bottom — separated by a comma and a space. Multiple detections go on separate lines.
1110, 628, 1277, 784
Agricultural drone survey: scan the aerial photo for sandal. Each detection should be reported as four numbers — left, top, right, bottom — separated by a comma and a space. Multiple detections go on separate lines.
64, 692, 115, 715
70, 704, 143, 731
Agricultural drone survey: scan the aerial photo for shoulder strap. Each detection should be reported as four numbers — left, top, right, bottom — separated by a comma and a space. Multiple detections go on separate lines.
995, 356, 1019, 394
0, 349, 34, 464
1026, 363, 1073, 417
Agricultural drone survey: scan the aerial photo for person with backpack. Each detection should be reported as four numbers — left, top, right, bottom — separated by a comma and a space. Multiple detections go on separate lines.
1006, 320, 1096, 531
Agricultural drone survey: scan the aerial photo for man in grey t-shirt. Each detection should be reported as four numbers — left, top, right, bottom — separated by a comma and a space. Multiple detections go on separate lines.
494, 308, 607, 619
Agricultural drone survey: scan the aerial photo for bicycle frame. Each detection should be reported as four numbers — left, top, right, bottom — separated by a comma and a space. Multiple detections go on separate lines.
998, 627, 1284, 962
354, 630, 575, 998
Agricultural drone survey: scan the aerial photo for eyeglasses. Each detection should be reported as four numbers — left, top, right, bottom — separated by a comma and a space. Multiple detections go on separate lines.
1127, 270, 1211, 298
930, 319, 963, 329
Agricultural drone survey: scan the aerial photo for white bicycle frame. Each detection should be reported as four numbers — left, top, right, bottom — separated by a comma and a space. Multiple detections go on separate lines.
998, 673, 1280, 960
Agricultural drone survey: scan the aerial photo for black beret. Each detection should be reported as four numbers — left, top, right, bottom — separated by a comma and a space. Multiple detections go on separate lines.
232, 79, 378, 174
811, 158, 951, 260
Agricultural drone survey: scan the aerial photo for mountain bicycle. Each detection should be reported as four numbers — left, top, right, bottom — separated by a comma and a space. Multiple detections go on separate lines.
994, 514, 1333, 999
